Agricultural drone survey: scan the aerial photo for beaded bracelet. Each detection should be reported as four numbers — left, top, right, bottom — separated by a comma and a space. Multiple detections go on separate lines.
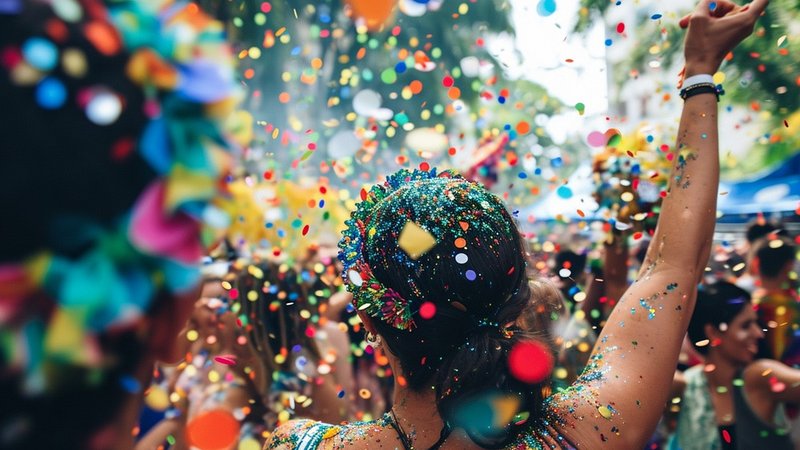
680, 82, 721, 101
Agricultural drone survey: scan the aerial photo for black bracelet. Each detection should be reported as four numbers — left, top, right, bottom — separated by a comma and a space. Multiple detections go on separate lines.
680, 83, 720, 102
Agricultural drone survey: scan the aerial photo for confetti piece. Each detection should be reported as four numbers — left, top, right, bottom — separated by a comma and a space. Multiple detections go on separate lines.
186, 410, 240, 450
214, 355, 237, 366
508, 341, 554, 383
556, 185, 572, 199
397, 221, 437, 259
536, 0, 556, 17
419, 301, 436, 319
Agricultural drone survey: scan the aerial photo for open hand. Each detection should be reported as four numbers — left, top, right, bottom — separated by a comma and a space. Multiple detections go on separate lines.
679, 0, 769, 77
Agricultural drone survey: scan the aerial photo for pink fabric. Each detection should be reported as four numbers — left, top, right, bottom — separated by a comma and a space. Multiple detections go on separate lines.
129, 181, 203, 264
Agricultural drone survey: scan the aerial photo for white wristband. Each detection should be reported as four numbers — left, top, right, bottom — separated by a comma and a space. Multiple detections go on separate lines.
682, 74, 715, 88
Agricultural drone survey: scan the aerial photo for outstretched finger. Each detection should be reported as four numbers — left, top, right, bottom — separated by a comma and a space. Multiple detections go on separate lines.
720, 3, 761, 27
679, 13, 692, 29
743, 0, 769, 16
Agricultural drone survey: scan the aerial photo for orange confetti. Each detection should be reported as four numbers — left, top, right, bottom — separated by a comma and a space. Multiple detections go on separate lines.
263, 30, 275, 48
409, 80, 423, 94
447, 87, 461, 99
454, 237, 467, 248
45, 19, 68, 43
516, 121, 530, 135
84, 21, 121, 56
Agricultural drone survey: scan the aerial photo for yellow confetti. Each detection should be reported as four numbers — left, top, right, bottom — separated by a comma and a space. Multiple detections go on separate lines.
397, 221, 437, 260
491, 395, 522, 428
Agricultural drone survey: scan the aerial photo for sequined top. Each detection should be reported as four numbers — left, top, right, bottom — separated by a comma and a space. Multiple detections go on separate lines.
262, 411, 578, 450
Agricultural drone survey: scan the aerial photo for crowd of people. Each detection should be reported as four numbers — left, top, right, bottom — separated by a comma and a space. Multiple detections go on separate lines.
3, 0, 797, 450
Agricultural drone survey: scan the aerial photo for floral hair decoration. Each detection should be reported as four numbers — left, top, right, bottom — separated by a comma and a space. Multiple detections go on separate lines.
338, 169, 457, 331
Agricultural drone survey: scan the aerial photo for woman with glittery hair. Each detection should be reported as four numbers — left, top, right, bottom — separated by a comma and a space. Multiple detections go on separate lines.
263, 1, 769, 449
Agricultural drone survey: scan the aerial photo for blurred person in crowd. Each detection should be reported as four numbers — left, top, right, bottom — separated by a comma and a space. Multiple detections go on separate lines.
237, 261, 346, 426
668, 282, 800, 450
734, 218, 787, 291
750, 236, 799, 364
0, 1, 238, 449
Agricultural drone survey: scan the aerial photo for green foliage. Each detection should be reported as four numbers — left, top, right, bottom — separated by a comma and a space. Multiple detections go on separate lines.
578, 0, 800, 174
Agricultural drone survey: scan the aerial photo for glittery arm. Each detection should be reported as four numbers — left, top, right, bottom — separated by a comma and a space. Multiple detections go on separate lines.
263, 420, 315, 450
545, 1, 769, 447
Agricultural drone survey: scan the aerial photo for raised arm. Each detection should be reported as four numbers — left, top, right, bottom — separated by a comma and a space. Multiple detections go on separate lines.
549, 1, 768, 448
745, 359, 800, 405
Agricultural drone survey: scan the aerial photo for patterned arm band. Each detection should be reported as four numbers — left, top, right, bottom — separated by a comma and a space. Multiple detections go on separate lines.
680, 82, 722, 102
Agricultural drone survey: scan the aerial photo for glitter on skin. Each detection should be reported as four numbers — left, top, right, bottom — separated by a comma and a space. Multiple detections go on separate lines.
673, 147, 698, 190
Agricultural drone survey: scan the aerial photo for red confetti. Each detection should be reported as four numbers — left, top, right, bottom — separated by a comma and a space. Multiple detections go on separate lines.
442, 75, 454, 87
419, 302, 436, 319
616, 22, 625, 33
302, 224, 310, 236
214, 355, 237, 366
722, 429, 731, 444
110, 137, 135, 161
508, 341, 554, 384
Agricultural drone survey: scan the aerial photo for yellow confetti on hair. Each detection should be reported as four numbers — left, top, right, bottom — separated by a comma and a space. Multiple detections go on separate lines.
397, 221, 437, 260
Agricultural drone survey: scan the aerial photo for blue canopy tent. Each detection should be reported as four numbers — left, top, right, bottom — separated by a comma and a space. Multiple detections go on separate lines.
717, 152, 800, 224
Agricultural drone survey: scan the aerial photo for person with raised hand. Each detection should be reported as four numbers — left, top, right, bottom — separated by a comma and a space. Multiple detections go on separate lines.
264, 1, 769, 449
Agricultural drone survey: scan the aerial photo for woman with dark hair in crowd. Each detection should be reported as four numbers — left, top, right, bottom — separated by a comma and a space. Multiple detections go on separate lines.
0, 1, 238, 448
668, 282, 800, 449
266, 3, 770, 448
237, 261, 346, 426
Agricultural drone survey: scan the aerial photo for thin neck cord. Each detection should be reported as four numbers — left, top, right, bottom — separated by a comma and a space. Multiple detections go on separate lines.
389, 408, 453, 450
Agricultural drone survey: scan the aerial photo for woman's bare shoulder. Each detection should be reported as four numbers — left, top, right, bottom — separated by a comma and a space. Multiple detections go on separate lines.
263, 419, 324, 450
264, 415, 392, 450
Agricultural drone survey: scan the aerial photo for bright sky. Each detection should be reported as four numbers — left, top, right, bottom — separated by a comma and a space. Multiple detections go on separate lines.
489, 0, 609, 144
